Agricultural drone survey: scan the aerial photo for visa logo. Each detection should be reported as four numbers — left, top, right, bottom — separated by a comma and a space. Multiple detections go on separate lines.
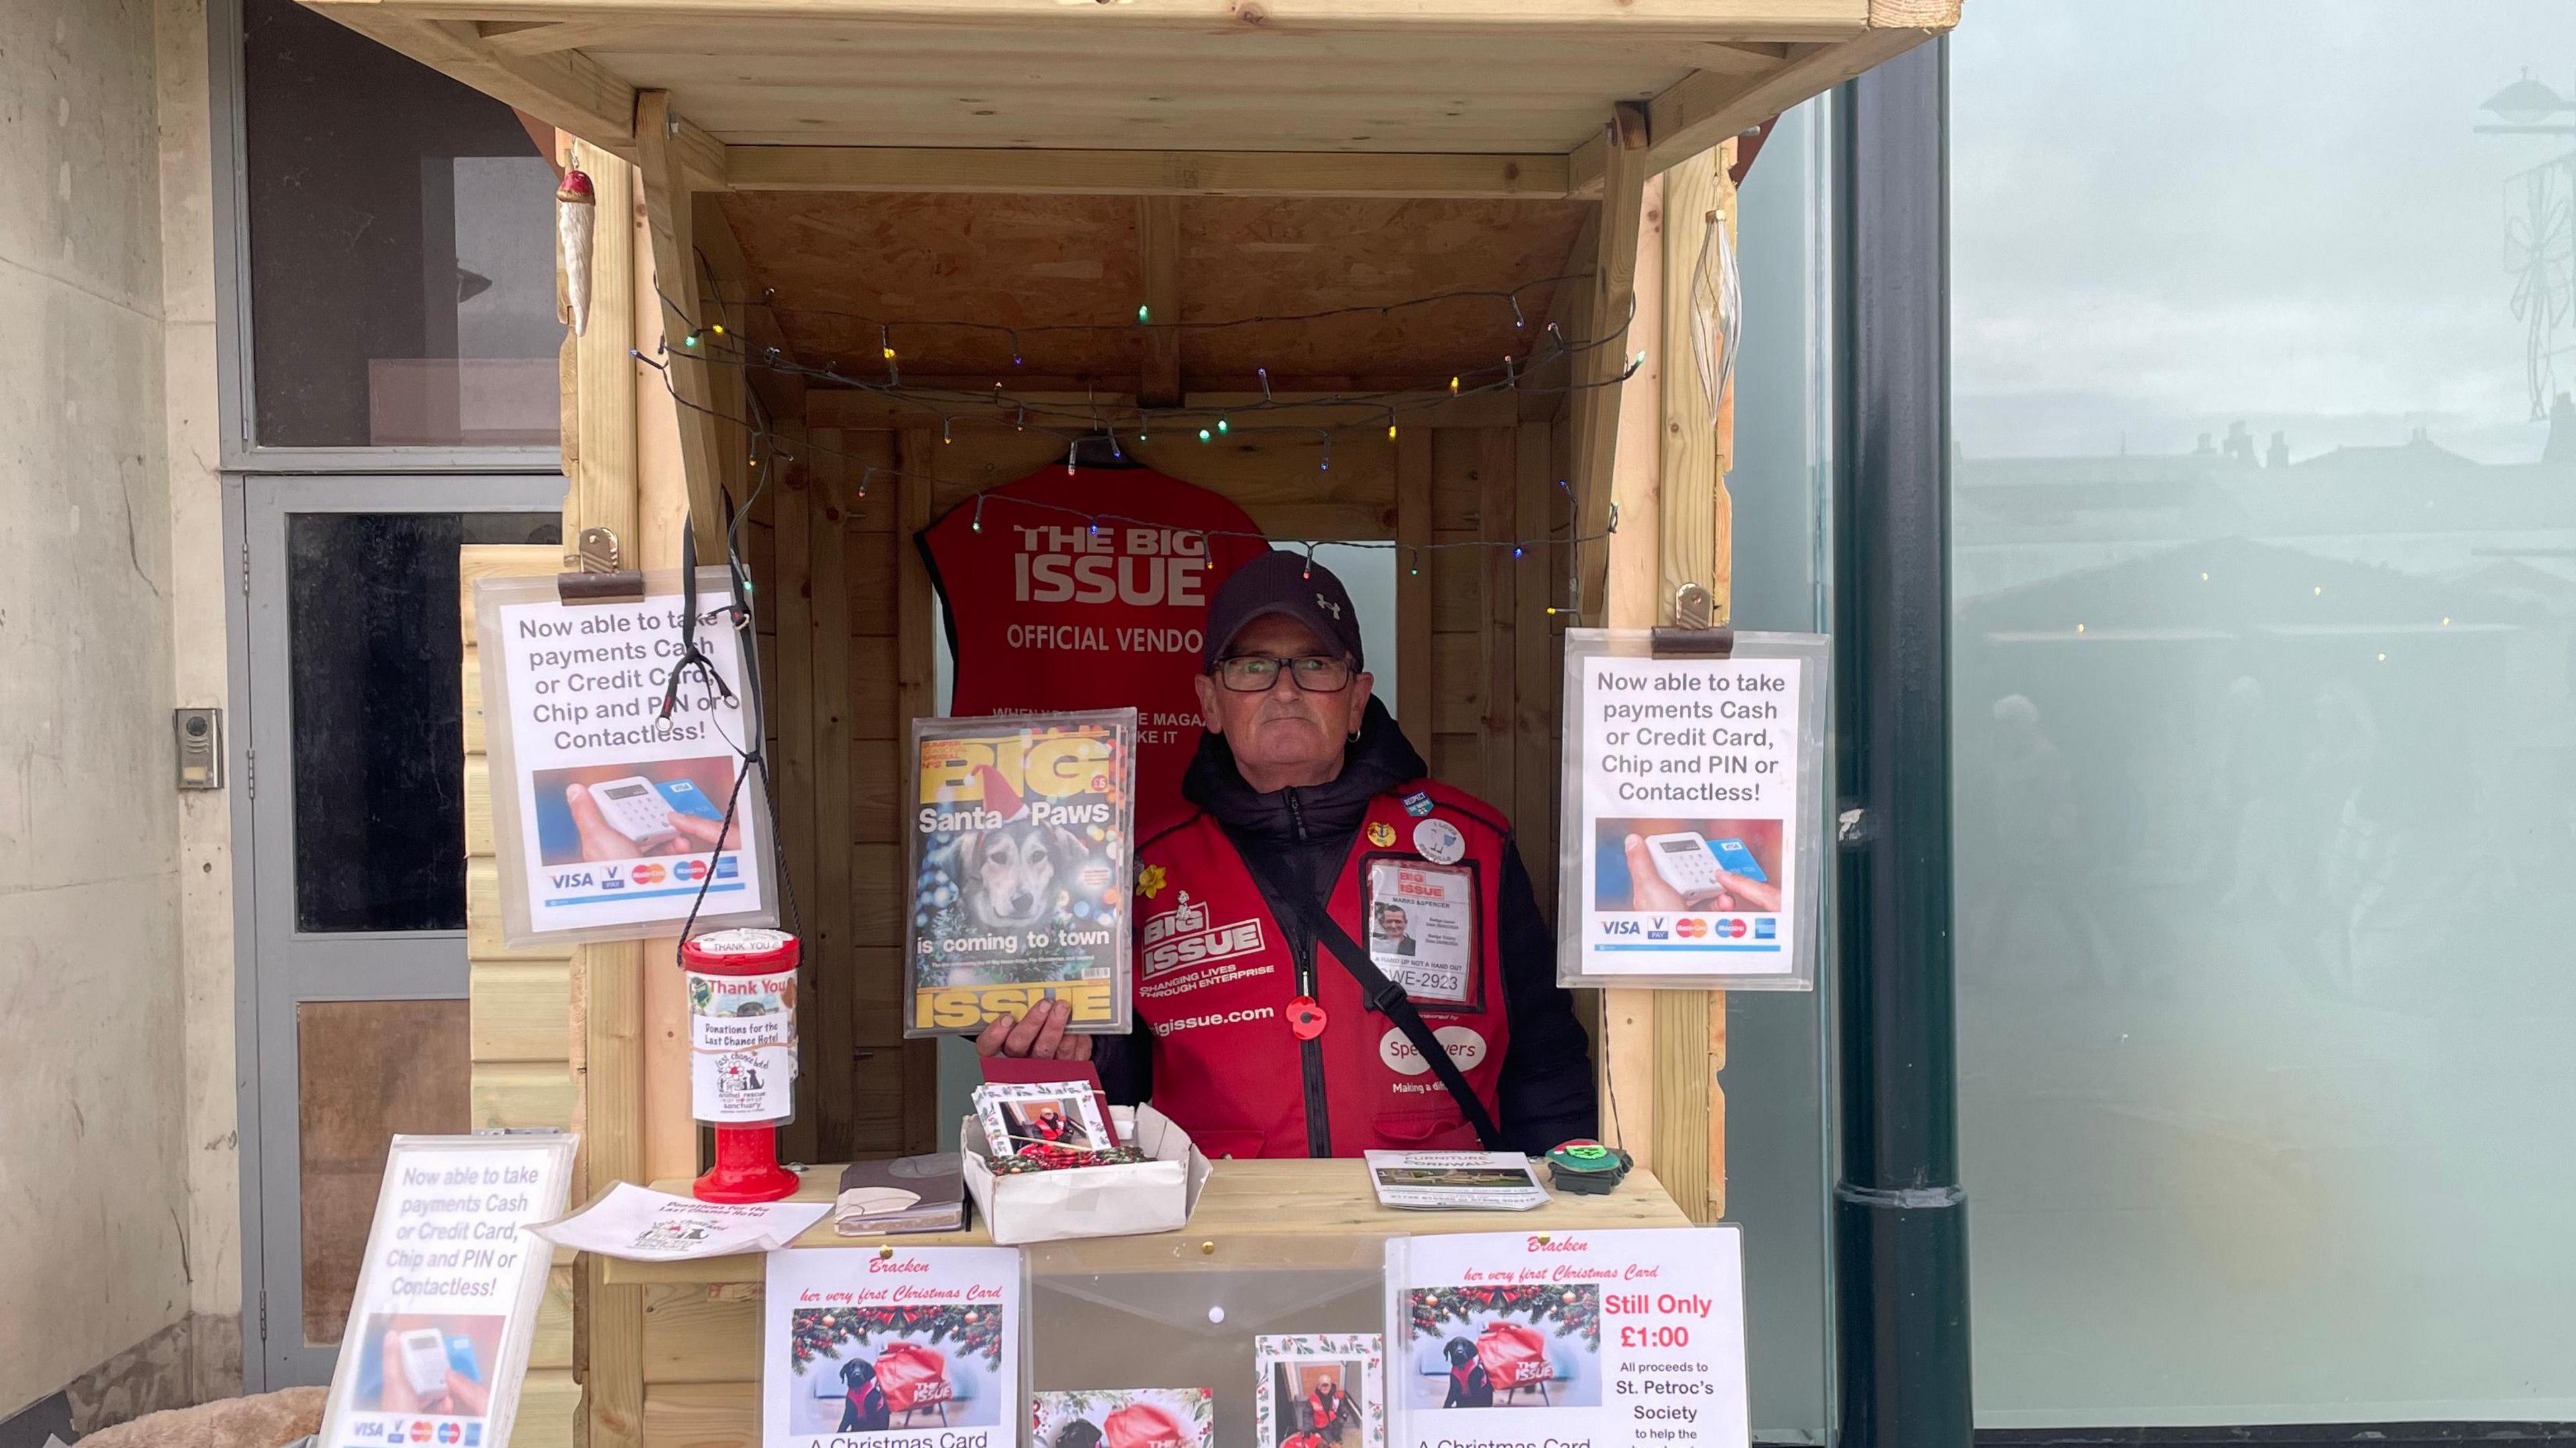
547, 869, 596, 889
1604, 920, 1642, 936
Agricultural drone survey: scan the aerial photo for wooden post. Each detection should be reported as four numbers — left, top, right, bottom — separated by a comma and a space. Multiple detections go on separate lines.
1137, 196, 1184, 409
561, 137, 647, 1448
1656, 142, 1740, 1221
1569, 103, 1650, 626
1596, 164, 1667, 1183
634, 89, 727, 559
894, 429, 944, 1151
1394, 426, 1434, 747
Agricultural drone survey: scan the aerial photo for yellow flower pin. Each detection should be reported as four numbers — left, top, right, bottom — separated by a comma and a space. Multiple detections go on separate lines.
1138, 862, 1168, 899
1366, 822, 1397, 848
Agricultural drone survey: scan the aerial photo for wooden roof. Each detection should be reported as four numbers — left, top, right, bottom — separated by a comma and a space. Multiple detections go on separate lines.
302, 1, 1958, 199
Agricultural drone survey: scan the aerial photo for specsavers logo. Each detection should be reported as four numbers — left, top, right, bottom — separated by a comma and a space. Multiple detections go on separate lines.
1379, 1025, 1488, 1075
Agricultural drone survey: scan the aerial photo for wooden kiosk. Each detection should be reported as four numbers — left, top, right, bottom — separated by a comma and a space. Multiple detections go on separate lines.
319, 2, 1957, 1442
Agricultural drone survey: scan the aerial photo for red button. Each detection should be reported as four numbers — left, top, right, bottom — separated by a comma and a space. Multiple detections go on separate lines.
1287, 996, 1328, 1040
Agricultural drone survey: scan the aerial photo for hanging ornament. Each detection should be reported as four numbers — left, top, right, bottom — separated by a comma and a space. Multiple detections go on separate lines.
556, 167, 597, 337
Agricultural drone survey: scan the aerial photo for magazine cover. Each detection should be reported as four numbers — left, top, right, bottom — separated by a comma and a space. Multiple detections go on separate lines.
906, 710, 1136, 1037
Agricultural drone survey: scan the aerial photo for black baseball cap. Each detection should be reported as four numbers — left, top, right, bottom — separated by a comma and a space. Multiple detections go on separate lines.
1203, 549, 1365, 671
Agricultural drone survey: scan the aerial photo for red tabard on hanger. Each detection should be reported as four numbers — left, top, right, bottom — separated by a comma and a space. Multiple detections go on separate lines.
918, 467, 1271, 817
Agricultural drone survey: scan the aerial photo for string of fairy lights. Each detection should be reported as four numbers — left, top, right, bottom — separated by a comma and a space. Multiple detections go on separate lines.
629, 269, 1644, 614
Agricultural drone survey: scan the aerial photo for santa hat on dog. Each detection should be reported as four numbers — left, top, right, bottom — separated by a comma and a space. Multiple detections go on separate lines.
974, 763, 1030, 822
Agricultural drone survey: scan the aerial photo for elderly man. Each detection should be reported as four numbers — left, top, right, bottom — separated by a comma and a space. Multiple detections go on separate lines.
979, 550, 1595, 1157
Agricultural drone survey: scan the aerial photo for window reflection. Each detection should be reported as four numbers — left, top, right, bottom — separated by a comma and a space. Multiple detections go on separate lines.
243, 0, 560, 448
1955, 0, 2576, 1425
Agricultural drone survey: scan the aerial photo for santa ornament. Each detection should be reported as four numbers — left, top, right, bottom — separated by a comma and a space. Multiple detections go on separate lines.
557, 166, 596, 336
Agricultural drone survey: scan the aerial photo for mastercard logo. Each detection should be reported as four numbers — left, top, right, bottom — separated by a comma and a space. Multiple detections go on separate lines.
409, 1423, 432, 1443
1674, 918, 1707, 938
632, 863, 666, 885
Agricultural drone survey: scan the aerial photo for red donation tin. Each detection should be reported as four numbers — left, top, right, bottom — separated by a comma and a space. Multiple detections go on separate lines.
684, 928, 803, 1203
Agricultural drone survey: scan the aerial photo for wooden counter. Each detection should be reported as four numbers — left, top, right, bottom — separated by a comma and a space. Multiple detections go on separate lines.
604, 1158, 1692, 1285
603, 1160, 1693, 1445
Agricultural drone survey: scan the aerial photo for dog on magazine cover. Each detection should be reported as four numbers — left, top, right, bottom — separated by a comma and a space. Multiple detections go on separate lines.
938, 818, 1097, 930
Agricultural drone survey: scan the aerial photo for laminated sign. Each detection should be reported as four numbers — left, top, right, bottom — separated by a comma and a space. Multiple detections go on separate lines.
906, 710, 1137, 1036
1556, 630, 1827, 991
473, 567, 776, 946
317, 1133, 576, 1448
1384, 1227, 1748, 1448
763, 1245, 1024, 1448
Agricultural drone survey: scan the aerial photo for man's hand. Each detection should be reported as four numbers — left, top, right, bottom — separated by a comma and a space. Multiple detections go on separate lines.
972, 999, 1093, 1060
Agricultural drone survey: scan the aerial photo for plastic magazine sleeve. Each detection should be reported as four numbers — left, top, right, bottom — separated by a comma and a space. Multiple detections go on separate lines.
904, 708, 1138, 1037
1554, 629, 1828, 991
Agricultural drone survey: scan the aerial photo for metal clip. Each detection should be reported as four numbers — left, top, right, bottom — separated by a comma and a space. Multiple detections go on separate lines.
557, 525, 645, 603
1647, 625, 1735, 658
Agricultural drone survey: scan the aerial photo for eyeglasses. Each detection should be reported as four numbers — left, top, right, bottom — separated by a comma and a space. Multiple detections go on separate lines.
1214, 654, 1354, 693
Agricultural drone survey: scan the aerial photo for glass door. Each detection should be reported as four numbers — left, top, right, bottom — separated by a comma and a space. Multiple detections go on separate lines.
240, 474, 559, 1383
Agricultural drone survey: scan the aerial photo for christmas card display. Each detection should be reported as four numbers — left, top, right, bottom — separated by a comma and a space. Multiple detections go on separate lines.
975, 1080, 1116, 1158
763, 1246, 1022, 1448
961, 1104, 1210, 1247
906, 711, 1137, 1037
1032, 1388, 1216, 1448
1256, 1335, 1385, 1448
1385, 1229, 1747, 1448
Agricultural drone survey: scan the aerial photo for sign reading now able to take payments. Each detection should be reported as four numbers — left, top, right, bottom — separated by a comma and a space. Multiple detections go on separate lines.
1557, 630, 1827, 991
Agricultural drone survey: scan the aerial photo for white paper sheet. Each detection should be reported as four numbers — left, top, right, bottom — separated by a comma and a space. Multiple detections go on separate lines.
530, 1182, 826, 1260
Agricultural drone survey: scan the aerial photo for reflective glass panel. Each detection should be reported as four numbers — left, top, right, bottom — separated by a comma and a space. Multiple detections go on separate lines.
288, 511, 560, 932
243, 0, 561, 448
1955, 0, 2576, 1425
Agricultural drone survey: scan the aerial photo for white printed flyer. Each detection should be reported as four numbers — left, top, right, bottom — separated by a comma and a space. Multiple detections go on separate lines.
530, 1182, 828, 1262
318, 1134, 576, 1448
475, 568, 775, 945
1386, 1227, 1747, 1448
764, 1245, 1023, 1448
1364, 1152, 1549, 1212
1558, 631, 1827, 989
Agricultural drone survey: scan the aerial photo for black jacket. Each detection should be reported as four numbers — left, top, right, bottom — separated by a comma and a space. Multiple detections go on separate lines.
1099, 698, 1597, 1154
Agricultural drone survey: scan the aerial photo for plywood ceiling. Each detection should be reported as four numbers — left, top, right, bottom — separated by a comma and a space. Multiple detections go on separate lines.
715, 190, 1592, 392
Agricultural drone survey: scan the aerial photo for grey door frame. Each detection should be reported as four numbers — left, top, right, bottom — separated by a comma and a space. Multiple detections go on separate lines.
231, 472, 563, 1386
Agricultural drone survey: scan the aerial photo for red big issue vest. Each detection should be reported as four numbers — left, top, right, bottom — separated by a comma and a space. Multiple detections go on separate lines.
1133, 780, 1511, 1158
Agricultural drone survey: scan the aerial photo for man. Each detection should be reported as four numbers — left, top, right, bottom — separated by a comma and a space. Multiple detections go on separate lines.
1371, 903, 1416, 957
978, 550, 1595, 1156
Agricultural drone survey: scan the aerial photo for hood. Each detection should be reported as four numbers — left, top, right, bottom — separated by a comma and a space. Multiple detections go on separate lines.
1181, 695, 1424, 843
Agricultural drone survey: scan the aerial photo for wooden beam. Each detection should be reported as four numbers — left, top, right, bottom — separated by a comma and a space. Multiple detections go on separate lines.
305, 3, 727, 188
1568, 104, 1649, 625
1137, 196, 1183, 410
479, 17, 639, 54
1644, 11, 1951, 174
1658, 146, 1727, 628
724, 146, 1570, 199
636, 91, 728, 557
310, 1, 1880, 37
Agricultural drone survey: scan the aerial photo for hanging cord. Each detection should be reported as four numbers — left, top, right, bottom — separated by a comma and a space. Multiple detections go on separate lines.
665, 417, 802, 963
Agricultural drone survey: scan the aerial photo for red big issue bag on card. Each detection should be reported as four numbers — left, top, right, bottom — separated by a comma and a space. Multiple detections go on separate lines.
919, 467, 1270, 820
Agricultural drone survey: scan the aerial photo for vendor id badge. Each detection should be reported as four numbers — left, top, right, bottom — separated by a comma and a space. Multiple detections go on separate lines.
1366, 859, 1477, 1007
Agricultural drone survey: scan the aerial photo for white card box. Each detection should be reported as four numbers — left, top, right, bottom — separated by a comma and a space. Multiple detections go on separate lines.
961, 1103, 1210, 1245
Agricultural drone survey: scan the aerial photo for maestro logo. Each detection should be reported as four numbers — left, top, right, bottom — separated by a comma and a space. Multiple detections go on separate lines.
1715, 917, 1750, 939
439, 1425, 463, 1445
1379, 1025, 1489, 1076
674, 858, 709, 882
1674, 917, 1708, 939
